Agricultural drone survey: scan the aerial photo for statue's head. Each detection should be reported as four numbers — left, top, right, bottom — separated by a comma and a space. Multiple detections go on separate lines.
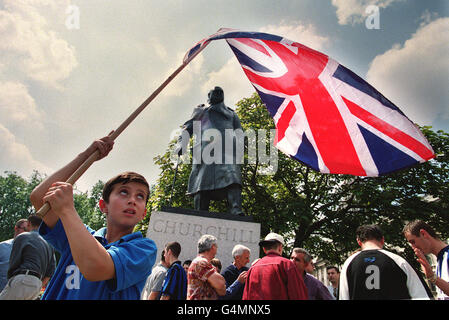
207, 86, 224, 105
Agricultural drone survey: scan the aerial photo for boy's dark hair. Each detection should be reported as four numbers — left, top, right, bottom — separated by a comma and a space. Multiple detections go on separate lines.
102, 171, 150, 203
165, 242, 181, 258
402, 220, 438, 239
356, 224, 384, 243
27, 215, 42, 228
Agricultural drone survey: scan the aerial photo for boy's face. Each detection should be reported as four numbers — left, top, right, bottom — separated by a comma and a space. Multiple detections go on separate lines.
404, 230, 431, 255
99, 181, 148, 229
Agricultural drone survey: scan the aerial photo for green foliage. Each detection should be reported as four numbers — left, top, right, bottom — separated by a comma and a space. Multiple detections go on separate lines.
0, 172, 106, 241
73, 180, 106, 231
0, 171, 44, 241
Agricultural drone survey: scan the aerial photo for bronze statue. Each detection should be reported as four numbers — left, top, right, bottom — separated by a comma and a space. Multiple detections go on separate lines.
177, 87, 243, 215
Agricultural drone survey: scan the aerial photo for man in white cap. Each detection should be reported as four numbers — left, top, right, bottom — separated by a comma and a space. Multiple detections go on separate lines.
242, 233, 308, 300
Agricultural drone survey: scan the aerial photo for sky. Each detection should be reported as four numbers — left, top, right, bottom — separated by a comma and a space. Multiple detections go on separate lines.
0, 0, 448, 193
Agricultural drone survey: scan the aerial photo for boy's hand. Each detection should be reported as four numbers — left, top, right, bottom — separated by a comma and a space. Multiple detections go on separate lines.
43, 182, 76, 218
413, 247, 433, 278
84, 132, 115, 161
31, 132, 115, 225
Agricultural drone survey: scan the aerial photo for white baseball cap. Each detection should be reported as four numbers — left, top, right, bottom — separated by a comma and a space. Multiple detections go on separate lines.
259, 232, 284, 246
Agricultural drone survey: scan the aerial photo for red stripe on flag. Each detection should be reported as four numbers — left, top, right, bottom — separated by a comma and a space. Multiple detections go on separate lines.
241, 41, 367, 175
300, 81, 366, 176
275, 100, 296, 144
343, 97, 435, 160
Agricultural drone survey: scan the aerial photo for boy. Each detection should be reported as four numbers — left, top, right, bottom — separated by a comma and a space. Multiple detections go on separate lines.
30, 134, 157, 299
403, 220, 449, 300
160, 242, 187, 300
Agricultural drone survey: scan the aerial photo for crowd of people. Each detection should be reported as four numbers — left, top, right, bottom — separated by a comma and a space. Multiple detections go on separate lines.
0, 134, 447, 301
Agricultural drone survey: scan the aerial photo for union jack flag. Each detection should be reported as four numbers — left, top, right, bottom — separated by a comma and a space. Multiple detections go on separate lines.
184, 28, 435, 176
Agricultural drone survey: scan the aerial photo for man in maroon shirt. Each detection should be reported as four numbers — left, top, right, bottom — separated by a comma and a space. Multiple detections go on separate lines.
242, 233, 308, 300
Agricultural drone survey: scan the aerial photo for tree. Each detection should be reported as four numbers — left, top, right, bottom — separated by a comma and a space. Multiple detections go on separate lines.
73, 180, 106, 232
0, 171, 44, 241
137, 93, 449, 265
0, 171, 107, 241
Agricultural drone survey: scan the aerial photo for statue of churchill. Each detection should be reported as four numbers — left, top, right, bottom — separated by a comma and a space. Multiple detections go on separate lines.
176, 86, 244, 216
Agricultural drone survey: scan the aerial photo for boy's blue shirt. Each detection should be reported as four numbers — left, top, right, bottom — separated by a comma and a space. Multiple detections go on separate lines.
39, 219, 157, 300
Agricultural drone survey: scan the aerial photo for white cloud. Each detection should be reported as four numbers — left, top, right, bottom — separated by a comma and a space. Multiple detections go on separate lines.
0, 0, 77, 88
331, 0, 402, 25
151, 38, 169, 61
201, 58, 254, 107
259, 22, 330, 51
0, 0, 77, 178
0, 81, 44, 131
156, 51, 205, 97
0, 124, 51, 177
366, 18, 449, 125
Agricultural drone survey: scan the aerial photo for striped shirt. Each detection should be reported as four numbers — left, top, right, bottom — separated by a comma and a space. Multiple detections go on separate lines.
436, 245, 449, 300
160, 261, 187, 300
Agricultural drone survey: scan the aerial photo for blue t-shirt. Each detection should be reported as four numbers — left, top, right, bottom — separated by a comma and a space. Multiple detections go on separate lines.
39, 220, 157, 300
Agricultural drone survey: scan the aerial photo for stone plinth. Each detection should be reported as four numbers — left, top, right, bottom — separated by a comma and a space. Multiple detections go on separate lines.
146, 207, 260, 269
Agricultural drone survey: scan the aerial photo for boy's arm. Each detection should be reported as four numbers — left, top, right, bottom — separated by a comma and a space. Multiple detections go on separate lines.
30, 134, 116, 282
30, 134, 114, 228
42, 181, 116, 281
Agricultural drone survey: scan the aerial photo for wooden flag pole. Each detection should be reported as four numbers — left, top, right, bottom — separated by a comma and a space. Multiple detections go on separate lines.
36, 42, 211, 217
